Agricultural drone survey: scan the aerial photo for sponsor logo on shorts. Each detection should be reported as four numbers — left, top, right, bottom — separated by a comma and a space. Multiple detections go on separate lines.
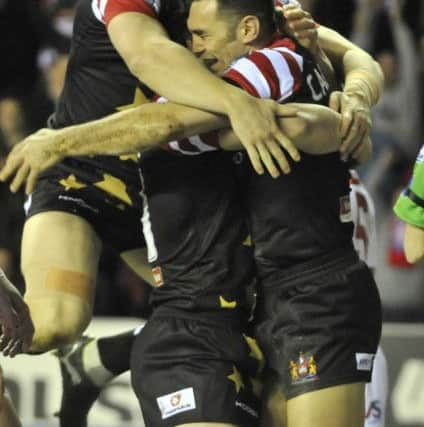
339, 195, 352, 223
152, 266, 164, 287
156, 387, 196, 420
58, 195, 99, 214
356, 353, 375, 371
235, 400, 259, 419
289, 352, 319, 385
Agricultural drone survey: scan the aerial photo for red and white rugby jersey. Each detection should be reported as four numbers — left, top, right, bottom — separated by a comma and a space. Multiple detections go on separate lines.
165, 37, 304, 155
223, 38, 303, 102
349, 170, 377, 269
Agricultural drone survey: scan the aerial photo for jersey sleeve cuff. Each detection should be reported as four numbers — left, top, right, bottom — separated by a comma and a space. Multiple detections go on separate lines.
394, 193, 424, 228
104, 0, 157, 26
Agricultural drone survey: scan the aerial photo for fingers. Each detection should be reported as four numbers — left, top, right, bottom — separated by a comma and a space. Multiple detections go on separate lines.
256, 142, 280, 178
274, 129, 300, 163
25, 167, 40, 195
0, 323, 16, 356
340, 113, 371, 159
267, 140, 291, 175
0, 155, 23, 185
2, 336, 22, 358
10, 163, 30, 193
245, 145, 264, 176
340, 109, 354, 141
8, 296, 33, 355
329, 91, 342, 112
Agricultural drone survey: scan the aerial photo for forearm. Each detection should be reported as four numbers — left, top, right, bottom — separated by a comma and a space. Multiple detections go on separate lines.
52, 103, 228, 157
318, 26, 384, 106
219, 103, 342, 154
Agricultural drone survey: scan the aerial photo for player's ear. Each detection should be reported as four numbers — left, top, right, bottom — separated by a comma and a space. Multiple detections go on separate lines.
238, 15, 260, 44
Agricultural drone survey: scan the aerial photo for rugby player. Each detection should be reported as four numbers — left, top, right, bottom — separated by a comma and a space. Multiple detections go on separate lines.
174, 3, 381, 426
1, 0, 382, 427
1, 0, 304, 357
394, 144, 424, 263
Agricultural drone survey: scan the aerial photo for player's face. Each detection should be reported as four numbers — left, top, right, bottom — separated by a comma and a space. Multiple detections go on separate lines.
187, 0, 249, 75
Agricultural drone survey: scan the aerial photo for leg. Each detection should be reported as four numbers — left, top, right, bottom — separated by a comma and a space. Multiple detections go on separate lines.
287, 383, 365, 427
260, 373, 286, 427
120, 247, 154, 285
22, 211, 101, 352
55, 248, 148, 427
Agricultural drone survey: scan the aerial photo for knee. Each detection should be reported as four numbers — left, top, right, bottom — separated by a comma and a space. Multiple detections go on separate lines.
26, 295, 91, 352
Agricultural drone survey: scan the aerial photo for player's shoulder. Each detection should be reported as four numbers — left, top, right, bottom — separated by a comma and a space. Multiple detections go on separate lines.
224, 36, 304, 101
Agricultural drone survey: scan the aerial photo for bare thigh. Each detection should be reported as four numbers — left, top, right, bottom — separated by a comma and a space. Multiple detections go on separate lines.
22, 211, 101, 352
286, 383, 365, 427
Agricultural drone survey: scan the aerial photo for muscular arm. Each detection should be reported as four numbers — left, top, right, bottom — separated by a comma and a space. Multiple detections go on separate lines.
220, 103, 341, 153
318, 25, 384, 104
107, 12, 300, 177
50, 102, 227, 157
108, 13, 241, 116
0, 101, 337, 194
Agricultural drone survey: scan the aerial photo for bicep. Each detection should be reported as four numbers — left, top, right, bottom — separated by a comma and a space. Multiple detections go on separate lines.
107, 12, 169, 71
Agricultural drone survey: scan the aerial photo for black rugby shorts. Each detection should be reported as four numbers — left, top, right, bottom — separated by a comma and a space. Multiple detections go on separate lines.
130, 311, 262, 426
255, 257, 382, 399
25, 165, 144, 253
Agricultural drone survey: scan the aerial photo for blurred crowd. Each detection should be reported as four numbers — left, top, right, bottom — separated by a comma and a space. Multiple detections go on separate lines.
0, 0, 423, 320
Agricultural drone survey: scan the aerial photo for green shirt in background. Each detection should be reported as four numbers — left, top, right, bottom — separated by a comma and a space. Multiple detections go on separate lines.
394, 145, 424, 228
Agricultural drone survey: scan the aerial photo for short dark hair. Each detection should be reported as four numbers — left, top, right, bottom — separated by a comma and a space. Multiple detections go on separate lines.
195, 0, 277, 41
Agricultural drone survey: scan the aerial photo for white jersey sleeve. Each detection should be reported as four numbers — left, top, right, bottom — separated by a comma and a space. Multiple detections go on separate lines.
349, 170, 378, 270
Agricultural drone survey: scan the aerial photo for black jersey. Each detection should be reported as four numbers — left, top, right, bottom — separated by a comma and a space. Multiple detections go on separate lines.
223, 38, 354, 281
138, 149, 254, 320
47, 0, 190, 188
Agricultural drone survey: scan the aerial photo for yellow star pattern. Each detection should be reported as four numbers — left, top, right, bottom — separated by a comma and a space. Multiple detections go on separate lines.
243, 235, 252, 247
116, 87, 150, 111
219, 295, 237, 309
59, 174, 87, 191
227, 365, 244, 393
244, 335, 265, 373
119, 154, 139, 162
94, 174, 132, 206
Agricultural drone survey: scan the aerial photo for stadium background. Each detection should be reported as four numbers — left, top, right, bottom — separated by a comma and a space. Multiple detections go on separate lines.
0, 0, 423, 426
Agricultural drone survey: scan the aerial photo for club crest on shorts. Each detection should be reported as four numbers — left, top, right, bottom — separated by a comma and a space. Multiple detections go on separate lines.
289, 352, 319, 384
